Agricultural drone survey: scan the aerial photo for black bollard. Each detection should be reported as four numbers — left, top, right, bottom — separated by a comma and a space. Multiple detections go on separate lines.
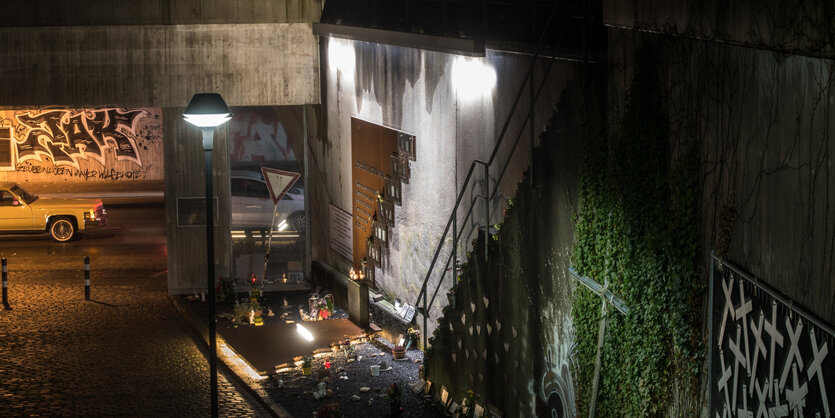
84, 256, 90, 301
2, 258, 9, 310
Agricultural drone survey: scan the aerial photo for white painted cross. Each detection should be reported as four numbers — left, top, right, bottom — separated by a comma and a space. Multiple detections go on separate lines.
806, 331, 829, 418
729, 325, 745, 409
768, 378, 789, 418
737, 384, 753, 418
735, 279, 753, 372
785, 364, 807, 416
568, 268, 628, 418
749, 312, 768, 396
779, 318, 804, 392
764, 301, 784, 401
718, 351, 733, 412
754, 379, 769, 418
719, 277, 736, 343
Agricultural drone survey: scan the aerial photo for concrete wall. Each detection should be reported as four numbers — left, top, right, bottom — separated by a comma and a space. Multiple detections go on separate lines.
607, 30, 835, 326
603, 0, 835, 59
0, 108, 164, 186
311, 36, 575, 326
1, 0, 322, 26
0, 23, 319, 108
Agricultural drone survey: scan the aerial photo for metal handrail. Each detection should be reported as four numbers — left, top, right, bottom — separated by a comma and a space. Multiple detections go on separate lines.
415, 1, 566, 349
427, 194, 488, 311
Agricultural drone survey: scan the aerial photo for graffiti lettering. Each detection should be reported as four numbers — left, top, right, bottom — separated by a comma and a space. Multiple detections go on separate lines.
15, 162, 151, 181
13, 108, 148, 169
229, 109, 295, 163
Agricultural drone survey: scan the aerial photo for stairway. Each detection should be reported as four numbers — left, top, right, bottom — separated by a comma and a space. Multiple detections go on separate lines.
422, 83, 582, 418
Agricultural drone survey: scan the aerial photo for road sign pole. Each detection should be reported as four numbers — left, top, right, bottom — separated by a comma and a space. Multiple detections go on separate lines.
263, 203, 279, 280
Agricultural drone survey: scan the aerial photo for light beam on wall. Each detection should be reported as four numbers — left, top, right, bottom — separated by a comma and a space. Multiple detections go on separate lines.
328, 38, 356, 79
452, 56, 496, 100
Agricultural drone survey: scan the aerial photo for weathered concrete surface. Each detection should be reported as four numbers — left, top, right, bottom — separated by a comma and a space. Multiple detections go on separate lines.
603, 0, 835, 59
164, 108, 234, 295
609, 29, 835, 326
311, 37, 576, 332
0, 23, 319, 108
1, 0, 322, 26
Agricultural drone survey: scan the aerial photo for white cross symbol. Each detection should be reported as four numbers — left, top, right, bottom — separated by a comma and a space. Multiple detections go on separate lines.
768, 378, 789, 418
755, 379, 769, 418
737, 384, 753, 418
735, 280, 753, 371
764, 301, 784, 401
779, 318, 804, 392
749, 311, 767, 396
729, 325, 746, 408
719, 278, 736, 344
718, 351, 733, 413
806, 330, 829, 418
786, 363, 807, 417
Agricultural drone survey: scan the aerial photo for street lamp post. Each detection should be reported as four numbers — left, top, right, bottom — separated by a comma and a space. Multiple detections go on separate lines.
183, 93, 232, 418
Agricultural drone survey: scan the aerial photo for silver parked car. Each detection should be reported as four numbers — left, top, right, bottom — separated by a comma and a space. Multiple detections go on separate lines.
230, 170, 304, 232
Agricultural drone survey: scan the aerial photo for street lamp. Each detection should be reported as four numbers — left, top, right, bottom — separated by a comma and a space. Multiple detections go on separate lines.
183, 93, 231, 418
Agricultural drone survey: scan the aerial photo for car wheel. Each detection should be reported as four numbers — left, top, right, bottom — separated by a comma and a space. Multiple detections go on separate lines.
49, 217, 76, 242
289, 212, 306, 234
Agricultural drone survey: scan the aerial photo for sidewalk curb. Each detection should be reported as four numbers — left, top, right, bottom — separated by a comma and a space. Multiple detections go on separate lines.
170, 296, 293, 418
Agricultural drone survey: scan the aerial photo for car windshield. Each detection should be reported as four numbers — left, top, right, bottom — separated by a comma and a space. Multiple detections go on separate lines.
10, 185, 38, 204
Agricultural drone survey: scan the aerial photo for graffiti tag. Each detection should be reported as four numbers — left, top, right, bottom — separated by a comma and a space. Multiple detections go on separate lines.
13, 108, 148, 169
16, 161, 152, 181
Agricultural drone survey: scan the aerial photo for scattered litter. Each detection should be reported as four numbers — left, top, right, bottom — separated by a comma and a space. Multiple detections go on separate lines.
359, 387, 370, 393
350, 395, 361, 401
357, 355, 362, 362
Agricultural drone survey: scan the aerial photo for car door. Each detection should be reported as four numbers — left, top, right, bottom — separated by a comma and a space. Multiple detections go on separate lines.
0, 189, 33, 230
231, 178, 273, 229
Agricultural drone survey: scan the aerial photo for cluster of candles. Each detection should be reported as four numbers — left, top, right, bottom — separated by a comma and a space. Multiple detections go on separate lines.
348, 268, 365, 281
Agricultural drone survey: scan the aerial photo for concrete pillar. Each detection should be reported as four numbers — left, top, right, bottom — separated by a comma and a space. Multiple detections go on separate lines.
164, 107, 233, 295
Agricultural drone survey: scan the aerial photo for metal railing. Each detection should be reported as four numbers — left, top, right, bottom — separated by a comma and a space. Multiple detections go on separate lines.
414, 1, 571, 349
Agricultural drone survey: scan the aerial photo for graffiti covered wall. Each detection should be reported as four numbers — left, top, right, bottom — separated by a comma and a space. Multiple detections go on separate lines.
229, 107, 296, 165
0, 108, 163, 183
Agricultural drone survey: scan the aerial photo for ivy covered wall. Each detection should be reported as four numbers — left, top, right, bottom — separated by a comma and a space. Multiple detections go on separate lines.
571, 46, 703, 416
571, 19, 835, 416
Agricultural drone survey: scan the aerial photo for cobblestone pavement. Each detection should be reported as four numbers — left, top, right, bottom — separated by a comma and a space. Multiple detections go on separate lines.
0, 256, 270, 417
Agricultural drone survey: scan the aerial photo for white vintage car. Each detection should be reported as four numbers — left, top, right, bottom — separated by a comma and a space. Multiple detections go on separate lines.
230, 170, 304, 232
0, 182, 107, 242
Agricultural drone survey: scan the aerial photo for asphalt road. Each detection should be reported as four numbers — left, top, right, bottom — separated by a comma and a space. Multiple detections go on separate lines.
0, 203, 166, 260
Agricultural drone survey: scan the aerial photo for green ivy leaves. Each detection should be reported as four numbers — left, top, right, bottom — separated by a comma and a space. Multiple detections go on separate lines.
571, 46, 703, 417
